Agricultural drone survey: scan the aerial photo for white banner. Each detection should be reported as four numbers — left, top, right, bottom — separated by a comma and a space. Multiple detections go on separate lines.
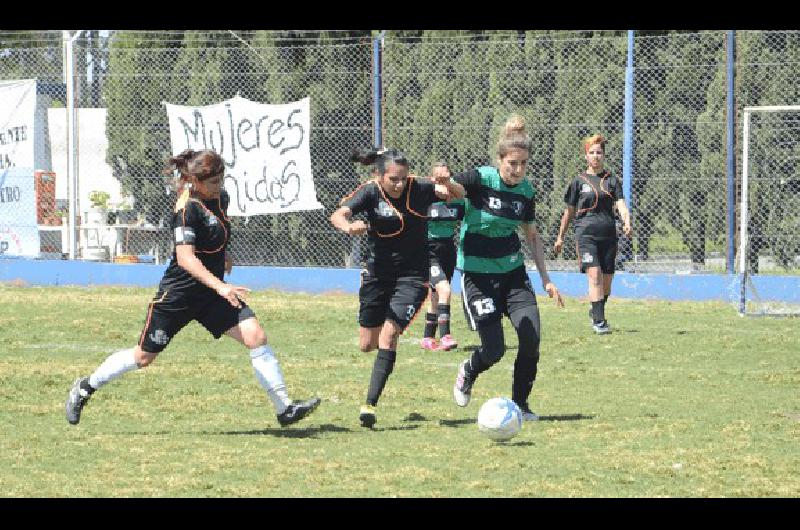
0, 79, 36, 174
165, 96, 323, 217
0, 80, 39, 257
0, 167, 40, 257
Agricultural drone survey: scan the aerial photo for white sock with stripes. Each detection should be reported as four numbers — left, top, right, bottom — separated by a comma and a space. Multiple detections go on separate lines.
88, 347, 140, 390
250, 345, 292, 414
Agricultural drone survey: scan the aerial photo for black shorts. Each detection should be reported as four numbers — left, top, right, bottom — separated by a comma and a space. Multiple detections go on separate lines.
358, 271, 429, 331
428, 238, 457, 290
460, 266, 537, 331
576, 235, 617, 274
138, 288, 256, 354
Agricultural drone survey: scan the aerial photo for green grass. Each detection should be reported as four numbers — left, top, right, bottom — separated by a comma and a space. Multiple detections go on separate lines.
1, 285, 798, 497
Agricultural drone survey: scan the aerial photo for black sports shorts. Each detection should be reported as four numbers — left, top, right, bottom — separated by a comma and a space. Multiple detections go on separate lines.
460, 266, 537, 331
139, 288, 256, 354
575, 234, 617, 274
428, 238, 457, 290
358, 271, 429, 331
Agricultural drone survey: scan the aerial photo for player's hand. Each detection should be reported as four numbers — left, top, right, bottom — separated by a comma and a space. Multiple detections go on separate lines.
622, 222, 632, 238
348, 220, 369, 236
430, 162, 451, 185
544, 282, 565, 308
217, 283, 251, 308
554, 238, 564, 256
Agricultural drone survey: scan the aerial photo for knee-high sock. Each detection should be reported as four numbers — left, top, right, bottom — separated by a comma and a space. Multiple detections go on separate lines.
437, 304, 451, 337
423, 312, 438, 339
88, 348, 139, 390
366, 349, 396, 406
250, 345, 292, 414
509, 306, 541, 406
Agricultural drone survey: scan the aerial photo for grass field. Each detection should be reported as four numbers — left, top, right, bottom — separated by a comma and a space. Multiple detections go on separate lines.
1, 284, 798, 498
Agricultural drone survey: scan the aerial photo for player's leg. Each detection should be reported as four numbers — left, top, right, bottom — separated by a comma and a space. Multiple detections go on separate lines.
454, 272, 506, 407
66, 293, 188, 425
222, 311, 320, 427
598, 238, 618, 330
421, 284, 439, 350
435, 245, 458, 350
507, 269, 542, 420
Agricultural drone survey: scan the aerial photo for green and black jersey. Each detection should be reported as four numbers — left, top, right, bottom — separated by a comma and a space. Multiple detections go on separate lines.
427, 199, 465, 241
453, 167, 535, 274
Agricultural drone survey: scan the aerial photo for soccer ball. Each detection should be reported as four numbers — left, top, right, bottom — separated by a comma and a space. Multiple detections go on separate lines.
477, 397, 523, 441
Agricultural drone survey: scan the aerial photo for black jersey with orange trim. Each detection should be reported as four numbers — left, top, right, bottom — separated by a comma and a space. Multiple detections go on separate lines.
563, 170, 623, 238
158, 189, 231, 298
342, 177, 438, 279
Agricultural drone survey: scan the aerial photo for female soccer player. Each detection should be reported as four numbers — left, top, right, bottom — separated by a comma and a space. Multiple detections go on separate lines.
65, 149, 320, 427
330, 147, 465, 428
420, 190, 464, 352
445, 114, 564, 421
554, 134, 632, 334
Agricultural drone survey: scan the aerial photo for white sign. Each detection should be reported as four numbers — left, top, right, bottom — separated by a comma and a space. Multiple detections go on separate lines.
0, 79, 36, 173
0, 167, 40, 257
165, 96, 323, 216
0, 80, 39, 257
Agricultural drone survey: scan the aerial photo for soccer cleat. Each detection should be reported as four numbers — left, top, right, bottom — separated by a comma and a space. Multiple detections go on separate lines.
65, 377, 91, 425
277, 397, 321, 427
359, 404, 377, 428
453, 359, 473, 407
420, 337, 439, 351
592, 320, 611, 335
518, 402, 539, 421
437, 334, 458, 351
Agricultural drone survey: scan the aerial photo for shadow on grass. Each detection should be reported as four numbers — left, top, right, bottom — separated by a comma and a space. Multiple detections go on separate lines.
204, 423, 352, 438
439, 413, 593, 429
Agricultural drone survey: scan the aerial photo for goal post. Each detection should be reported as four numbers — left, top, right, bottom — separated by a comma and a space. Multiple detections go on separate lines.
738, 105, 800, 317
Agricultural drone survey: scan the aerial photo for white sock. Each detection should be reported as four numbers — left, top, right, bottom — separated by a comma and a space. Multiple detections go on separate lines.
250, 345, 292, 414
88, 347, 140, 390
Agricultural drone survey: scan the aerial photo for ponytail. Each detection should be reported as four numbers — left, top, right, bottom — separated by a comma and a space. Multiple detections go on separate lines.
351, 146, 408, 175
496, 114, 531, 159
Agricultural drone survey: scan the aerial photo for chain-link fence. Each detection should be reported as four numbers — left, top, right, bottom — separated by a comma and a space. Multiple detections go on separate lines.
1, 30, 799, 275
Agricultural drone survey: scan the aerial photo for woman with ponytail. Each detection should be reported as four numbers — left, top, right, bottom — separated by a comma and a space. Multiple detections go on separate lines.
554, 134, 632, 335
441, 114, 564, 421
330, 147, 465, 428
66, 149, 320, 428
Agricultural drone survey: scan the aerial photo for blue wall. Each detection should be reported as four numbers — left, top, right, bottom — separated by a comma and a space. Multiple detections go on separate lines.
2, 258, 799, 303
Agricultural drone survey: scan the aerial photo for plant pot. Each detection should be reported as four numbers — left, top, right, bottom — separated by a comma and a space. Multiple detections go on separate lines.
86, 207, 107, 225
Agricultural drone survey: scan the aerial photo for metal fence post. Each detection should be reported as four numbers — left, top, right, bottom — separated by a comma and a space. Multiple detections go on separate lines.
622, 30, 635, 215
63, 30, 83, 260
372, 31, 384, 148
726, 30, 736, 274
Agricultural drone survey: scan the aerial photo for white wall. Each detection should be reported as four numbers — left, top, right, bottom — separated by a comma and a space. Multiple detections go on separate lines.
46, 107, 121, 214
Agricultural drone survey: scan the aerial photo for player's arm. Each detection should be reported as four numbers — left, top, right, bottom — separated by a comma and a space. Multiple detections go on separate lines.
554, 206, 575, 256
523, 222, 564, 308
175, 245, 249, 308
615, 199, 632, 237
430, 163, 466, 201
330, 206, 368, 236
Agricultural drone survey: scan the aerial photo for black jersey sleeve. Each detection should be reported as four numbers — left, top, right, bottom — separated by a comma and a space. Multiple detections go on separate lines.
453, 169, 482, 207
341, 181, 376, 216
523, 196, 535, 223
608, 173, 624, 201
412, 177, 438, 207
563, 177, 580, 207
220, 189, 230, 212
172, 200, 201, 246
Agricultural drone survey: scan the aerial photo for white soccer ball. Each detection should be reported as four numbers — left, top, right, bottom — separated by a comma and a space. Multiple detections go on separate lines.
477, 397, 523, 441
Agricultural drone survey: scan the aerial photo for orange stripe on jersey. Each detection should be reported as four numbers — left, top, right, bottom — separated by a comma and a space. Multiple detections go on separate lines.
405, 176, 428, 218
339, 179, 375, 207
138, 289, 169, 349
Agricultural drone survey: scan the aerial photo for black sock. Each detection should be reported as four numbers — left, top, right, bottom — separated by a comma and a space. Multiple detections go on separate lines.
591, 301, 605, 323
366, 349, 396, 406
436, 304, 451, 337
423, 312, 437, 339
80, 378, 96, 395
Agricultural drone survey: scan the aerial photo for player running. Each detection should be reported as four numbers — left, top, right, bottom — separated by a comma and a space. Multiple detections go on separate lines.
442, 114, 564, 421
65, 149, 320, 428
330, 147, 465, 428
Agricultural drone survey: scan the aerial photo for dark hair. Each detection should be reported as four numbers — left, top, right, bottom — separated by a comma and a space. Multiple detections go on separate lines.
164, 149, 225, 187
350, 146, 409, 175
